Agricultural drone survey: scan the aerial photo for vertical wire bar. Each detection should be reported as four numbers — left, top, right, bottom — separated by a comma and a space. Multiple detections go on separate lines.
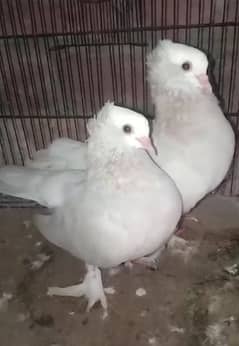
66, 0, 81, 138
173, 0, 177, 41
60, 0, 76, 137
227, 3, 239, 113
164, 0, 168, 39
98, 0, 105, 105
117, 7, 126, 105
0, 122, 8, 164
61, 0, 78, 118
141, 0, 147, 112
185, 0, 192, 44
154, 0, 158, 46
49, 0, 65, 136
28, 0, 48, 147
55, 0, 71, 137
176, 0, 180, 41
96, 2, 104, 106
29, 2, 51, 118
0, 51, 16, 163
197, 0, 202, 46
67, 0, 78, 116
128, 0, 137, 108
0, 91, 8, 163
38, 0, 58, 141
189, 0, 193, 43
109, 2, 118, 102
220, 0, 230, 103
208, 0, 215, 52
83, 3, 96, 115
75, 0, 88, 137
200, 0, 205, 48
16, 0, 44, 151
109, 46, 118, 102
161, 0, 165, 39
217, 0, 227, 95
91, 1, 103, 108
129, 6, 136, 108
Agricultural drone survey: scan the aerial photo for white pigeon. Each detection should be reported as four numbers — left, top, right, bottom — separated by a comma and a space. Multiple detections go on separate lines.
0, 102, 182, 315
147, 39, 235, 216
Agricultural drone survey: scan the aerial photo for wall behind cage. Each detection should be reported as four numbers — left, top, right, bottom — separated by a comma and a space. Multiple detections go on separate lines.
0, 0, 238, 195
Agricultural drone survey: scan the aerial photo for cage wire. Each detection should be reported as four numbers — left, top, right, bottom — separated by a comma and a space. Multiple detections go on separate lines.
0, 0, 238, 207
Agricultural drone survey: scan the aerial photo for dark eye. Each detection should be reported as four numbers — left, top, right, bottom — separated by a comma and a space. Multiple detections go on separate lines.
123, 124, 132, 134
182, 62, 191, 71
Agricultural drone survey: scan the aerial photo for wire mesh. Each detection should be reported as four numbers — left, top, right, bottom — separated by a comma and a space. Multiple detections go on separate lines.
0, 0, 238, 206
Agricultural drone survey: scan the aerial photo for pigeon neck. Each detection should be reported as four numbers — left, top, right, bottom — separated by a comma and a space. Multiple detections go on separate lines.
87, 138, 134, 170
152, 91, 200, 127
155, 85, 200, 101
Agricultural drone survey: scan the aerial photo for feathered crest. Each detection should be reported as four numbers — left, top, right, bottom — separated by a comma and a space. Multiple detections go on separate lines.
87, 101, 114, 136
147, 39, 173, 67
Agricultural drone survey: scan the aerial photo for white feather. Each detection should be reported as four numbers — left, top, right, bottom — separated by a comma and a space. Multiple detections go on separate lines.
0, 166, 84, 207
25, 138, 87, 170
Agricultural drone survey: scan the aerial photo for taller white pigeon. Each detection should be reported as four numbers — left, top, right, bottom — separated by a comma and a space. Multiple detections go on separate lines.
147, 40, 235, 214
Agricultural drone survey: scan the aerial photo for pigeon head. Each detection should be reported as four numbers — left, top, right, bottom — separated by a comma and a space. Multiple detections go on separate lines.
147, 40, 211, 96
87, 102, 153, 154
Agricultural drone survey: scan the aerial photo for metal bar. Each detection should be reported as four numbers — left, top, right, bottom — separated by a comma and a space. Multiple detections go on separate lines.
0, 21, 238, 40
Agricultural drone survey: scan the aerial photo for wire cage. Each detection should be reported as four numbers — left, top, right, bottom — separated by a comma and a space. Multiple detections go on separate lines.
0, 0, 238, 207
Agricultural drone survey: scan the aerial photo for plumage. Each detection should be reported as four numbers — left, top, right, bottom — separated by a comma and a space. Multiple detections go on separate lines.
147, 39, 235, 214
25, 138, 87, 170
0, 102, 182, 314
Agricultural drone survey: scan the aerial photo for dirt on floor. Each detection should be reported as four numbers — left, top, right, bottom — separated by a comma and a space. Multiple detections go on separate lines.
0, 196, 239, 346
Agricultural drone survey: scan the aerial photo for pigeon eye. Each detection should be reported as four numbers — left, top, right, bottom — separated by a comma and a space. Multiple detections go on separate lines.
182, 62, 191, 71
123, 124, 132, 134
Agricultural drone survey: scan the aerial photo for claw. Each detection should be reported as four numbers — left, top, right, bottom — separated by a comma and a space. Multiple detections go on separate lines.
47, 264, 109, 317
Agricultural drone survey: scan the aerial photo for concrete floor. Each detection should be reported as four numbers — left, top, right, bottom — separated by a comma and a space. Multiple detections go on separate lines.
0, 195, 239, 346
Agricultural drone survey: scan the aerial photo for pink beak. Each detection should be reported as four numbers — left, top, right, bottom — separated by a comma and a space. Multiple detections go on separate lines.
136, 136, 154, 151
196, 74, 212, 93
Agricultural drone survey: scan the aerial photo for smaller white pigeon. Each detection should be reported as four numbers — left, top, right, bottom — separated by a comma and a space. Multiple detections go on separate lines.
0, 102, 182, 315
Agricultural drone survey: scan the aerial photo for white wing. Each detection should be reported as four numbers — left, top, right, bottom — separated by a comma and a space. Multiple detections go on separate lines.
25, 138, 87, 170
0, 166, 85, 207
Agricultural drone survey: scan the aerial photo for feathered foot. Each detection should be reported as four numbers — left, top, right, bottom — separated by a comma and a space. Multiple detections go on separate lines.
176, 215, 199, 235
166, 235, 198, 262
134, 247, 164, 270
48, 264, 108, 318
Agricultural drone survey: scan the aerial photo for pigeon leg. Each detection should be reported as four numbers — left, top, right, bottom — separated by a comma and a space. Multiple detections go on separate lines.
134, 247, 164, 270
176, 215, 199, 235
166, 235, 198, 262
48, 264, 108, 317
